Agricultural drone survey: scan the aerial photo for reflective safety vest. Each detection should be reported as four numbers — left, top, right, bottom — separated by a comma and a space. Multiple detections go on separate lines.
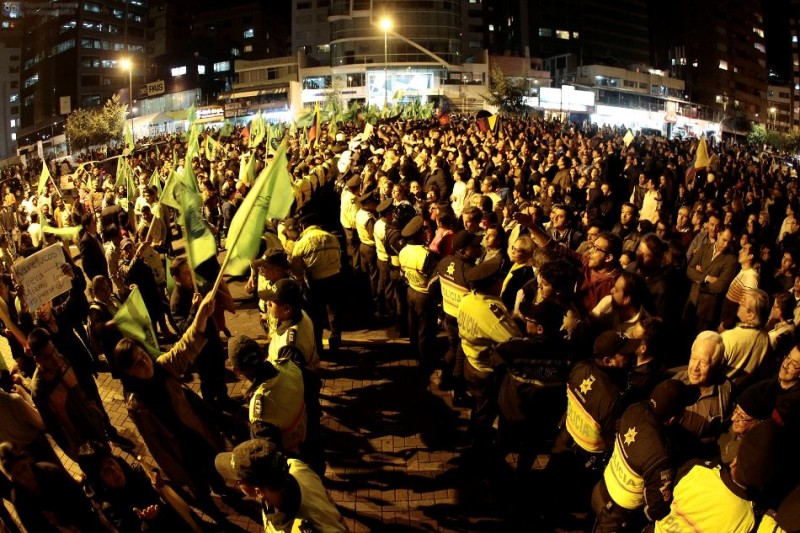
399, 245, 432, 293
604, 437, 645, 510
374, 218, 388, 262
756, 513, 785, 533
440, 276, 469, 317
565, 385, 605, 453
355, 209, 375, 246
655, 464, 755, 533
457, 292, 520, 372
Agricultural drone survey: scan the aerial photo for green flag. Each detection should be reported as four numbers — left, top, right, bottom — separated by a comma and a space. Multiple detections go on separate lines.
166, 255, 175, 295
42, 222, 81, 238
178, 163, 216, 269
149, 169, 162, 196
37, 161, 51, 195
219, 121, 233, 138
250, 110, 266, 148
114, 286, 160, 357
160, 170, 181, 210
224, 139, 294, 275
125, 122, 135, 154
186, 103, 196, 125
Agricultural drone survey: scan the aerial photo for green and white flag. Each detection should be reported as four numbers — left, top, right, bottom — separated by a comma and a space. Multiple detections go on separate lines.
114, 286, 160, 357
37, 161, 51, 195
224, 139, 293, 275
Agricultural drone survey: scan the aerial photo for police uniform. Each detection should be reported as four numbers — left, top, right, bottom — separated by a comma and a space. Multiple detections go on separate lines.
457, 260, 521, 449
593, 401, 674, 531
340, 177, 360, 270
437, 232, 480, 389
268, 309, 319, 371
563, 359, 625, 455
249, 361, 308, 454
292, 223, 343, 350
398, 216, 439, 368
355, 191, 380, 309
374, 198, 393, 316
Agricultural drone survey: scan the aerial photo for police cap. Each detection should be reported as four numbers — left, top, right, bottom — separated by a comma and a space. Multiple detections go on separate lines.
401, 216, 425, 238
358, 190, 380, 205
593, 330, 641, 359
465, 259, 504, 284
227, 335, 264, 371
346, 175, 361, 189
648, 379, 699, 421
453, 230, 482, 252
258, 278, 304, 308
376, 198, 393, 214
251, 247, 289, 270
519, 299, 565, 334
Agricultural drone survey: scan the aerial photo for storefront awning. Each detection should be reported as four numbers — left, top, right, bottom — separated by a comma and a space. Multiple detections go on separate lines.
227, 87, 289, 99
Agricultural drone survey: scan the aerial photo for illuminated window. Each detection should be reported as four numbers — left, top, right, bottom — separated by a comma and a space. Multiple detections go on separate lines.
244, 28, 254, 38
198, 65, 206, 75
719, 60, 728, 70
171, 66, 187, 76
555, 30, 570, 39
244, 45, 253, 53
538, 28, 552, 37
213, 61, 230, 72
755, 43, 766, 54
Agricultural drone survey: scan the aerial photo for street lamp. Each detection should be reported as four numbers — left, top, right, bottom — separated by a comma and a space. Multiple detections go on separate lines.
769, 106, 777, 130
380, 17, 392, 110
120, 57, 134, 143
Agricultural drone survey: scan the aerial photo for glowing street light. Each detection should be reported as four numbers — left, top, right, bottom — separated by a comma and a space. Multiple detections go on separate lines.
380, 17, 392, 110
769, 106, 777, 130
120, 57, 134, 142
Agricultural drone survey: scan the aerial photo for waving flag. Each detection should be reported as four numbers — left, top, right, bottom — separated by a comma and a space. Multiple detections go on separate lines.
114, 286, 160, 356
224, 139, 293, 275
37, 161, 51, 195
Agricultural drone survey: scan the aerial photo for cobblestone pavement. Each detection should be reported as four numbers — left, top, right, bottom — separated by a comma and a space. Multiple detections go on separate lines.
2, 248, 588, 532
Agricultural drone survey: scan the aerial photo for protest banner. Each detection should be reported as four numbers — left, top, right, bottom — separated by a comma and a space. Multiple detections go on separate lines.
11, 244, 68, 311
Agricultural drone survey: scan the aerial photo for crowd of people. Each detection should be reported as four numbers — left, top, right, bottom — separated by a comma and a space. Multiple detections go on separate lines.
0, 113, 799, 531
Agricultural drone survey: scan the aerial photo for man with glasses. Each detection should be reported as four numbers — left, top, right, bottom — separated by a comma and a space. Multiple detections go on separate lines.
514, 211, 622, 314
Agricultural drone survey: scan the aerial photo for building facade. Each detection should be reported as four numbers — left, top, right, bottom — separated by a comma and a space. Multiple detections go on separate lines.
18, 0, 148, 145
0, 43, 20, 159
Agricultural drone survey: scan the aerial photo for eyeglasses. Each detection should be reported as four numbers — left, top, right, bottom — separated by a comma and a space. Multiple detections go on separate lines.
731, 407, 755, 424
782, 357, 800, 372
591, 242, 610, 255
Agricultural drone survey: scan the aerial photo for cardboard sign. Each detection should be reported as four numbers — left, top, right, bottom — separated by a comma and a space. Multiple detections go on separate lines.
12, 244, 69, 311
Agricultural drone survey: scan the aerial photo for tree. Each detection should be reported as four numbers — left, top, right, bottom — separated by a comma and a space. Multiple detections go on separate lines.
65, 94, 127, 151
484, 66, 530, 115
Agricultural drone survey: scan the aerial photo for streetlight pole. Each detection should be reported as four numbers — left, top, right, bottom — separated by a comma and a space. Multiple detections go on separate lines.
120, 58, 135, 143
380, 17, 392, 110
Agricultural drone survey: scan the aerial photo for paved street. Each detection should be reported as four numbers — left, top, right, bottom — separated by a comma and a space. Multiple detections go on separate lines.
2, 246, 581, 532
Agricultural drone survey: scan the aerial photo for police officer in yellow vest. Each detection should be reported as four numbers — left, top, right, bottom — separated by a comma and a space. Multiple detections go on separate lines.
355, 190, 380, 313
652, 419, 778, 533
292, 213, 343, 353
374, 198, 393, 317
544, 330, 641, 520
399, 215, 439, 374
458, 259, 521, 453
340, 175, 360, 271
386, 203, 416, 336
593, 379, 697, 532
437, 230, 482, 398
757, 483, 800, 533
227, 335, 308, 457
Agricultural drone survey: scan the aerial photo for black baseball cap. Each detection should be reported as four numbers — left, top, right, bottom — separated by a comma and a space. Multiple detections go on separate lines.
593, 330, 642, 358
258, 278, 303, 307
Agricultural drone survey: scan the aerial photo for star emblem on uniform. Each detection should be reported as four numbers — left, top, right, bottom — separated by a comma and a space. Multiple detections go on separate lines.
579, 376, 595, 395
446, 262, 455, 276
623, 427, 638, 446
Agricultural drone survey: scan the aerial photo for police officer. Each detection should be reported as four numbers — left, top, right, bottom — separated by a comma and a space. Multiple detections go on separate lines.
398, 215, 439, 373
227, 335, 307, 456
340, 175, 360, 271
437, 230, 483, 399
544, 329, 641, 520
292, 213, 343, 353
260, 278, 324, 474
652, 420, 778, 533
458, 259, 522, 454
355, 190, 380, 312
386, 203, 416, 336
374, 198, 393, 317
593, 379, 697, 532
495, 298, 571, 472
249, 248, 293, 341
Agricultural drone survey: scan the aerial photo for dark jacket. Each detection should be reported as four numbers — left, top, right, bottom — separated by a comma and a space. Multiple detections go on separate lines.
79, 230, 109, 281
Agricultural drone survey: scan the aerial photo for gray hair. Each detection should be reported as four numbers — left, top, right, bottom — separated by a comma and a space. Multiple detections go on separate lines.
692, 331, 725, 368
741, 288, 770, 327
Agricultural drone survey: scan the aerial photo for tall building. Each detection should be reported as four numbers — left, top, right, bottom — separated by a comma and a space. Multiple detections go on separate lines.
18, 1, 148, 144
789, 0, 800, 129
652, 0, 767, 125
529, 0, 650, 69
0, 43, 20, 159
